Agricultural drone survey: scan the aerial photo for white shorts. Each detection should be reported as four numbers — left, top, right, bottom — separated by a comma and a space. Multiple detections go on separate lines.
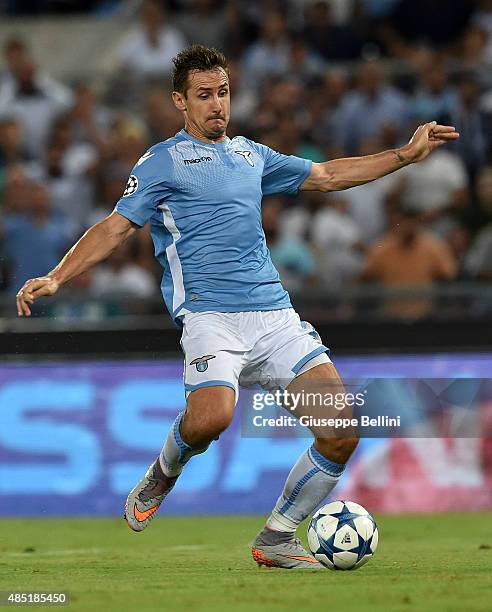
181, 308, 331, 402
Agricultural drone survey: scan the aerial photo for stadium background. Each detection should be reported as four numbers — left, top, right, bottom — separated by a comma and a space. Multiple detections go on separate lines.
1, 0, 492, 520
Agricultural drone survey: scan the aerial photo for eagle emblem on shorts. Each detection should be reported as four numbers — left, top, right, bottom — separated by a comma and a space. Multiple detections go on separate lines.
190, 354, 216, 372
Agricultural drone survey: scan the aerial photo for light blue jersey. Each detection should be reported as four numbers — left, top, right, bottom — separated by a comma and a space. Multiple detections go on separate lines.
115, 129, 312, 325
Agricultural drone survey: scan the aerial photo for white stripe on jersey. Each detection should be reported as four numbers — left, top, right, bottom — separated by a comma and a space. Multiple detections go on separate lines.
160, 204, 186, 314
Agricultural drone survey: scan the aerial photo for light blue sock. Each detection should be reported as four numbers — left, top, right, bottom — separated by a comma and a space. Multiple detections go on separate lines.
266, 445, 346, 532
159, 411, 209, 477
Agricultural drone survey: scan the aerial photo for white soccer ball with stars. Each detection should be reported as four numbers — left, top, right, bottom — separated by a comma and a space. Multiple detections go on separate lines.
308, 500, 378, 570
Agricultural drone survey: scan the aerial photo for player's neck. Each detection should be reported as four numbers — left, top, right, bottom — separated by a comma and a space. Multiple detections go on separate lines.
183, 124, 227, 144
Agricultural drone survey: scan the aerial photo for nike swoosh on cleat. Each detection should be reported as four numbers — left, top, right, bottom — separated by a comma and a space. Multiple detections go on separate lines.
133, 503, 160, 522
277, 554, 319, 563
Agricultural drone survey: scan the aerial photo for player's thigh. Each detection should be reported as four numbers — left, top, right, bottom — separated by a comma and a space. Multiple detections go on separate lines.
182, 349, 241, 443
248, 309, 331, 390
288, 362, 359, 458
181, 312, 246, 444
182, 385, 236, 445
181, 312, 245, 403
289, 360, 344, 389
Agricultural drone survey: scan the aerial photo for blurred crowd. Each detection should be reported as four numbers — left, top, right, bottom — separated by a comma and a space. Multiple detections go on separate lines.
1, 0, 492, 319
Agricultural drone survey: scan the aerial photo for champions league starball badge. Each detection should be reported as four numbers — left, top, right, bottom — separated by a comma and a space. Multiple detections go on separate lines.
122, 175, 138, 197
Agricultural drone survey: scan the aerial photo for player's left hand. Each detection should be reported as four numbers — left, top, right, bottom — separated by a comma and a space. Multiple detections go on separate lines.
16, 276, 60, 317
399, 121, 460, 164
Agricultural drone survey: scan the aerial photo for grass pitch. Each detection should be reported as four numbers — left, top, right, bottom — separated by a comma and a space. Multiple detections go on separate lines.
1, 514, 491, 612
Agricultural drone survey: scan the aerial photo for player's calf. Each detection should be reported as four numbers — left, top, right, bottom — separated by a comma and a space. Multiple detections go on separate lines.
125, 387, 236, 532
180, 386, 235, 447
124, 412, 210, 532
314, 435, 359, 464
254, 443, 352, 561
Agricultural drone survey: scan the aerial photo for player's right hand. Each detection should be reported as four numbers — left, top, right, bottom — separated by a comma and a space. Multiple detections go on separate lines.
16, 276, 60, 317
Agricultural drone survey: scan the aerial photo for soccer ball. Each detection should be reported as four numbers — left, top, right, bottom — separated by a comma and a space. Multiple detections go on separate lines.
307, 500, 378, 570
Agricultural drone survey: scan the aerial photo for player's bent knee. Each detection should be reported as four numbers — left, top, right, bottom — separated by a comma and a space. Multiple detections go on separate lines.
202, 407, 233, 438
182, 409, 233, 446
314, 436, 359, 464
182, 385, 235, 446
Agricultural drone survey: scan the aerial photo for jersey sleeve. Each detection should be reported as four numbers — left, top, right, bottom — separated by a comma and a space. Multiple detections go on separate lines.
252, 141, 312, 196
114, 146, 170, 227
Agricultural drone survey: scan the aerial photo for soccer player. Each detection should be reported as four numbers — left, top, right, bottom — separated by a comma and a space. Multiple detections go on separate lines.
16, 46, 459, 569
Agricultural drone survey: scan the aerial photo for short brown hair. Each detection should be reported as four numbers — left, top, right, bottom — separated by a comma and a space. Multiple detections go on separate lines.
172, 45, 229, 95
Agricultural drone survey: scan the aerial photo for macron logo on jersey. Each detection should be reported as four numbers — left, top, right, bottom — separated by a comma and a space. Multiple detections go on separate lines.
183, 156, 213, 165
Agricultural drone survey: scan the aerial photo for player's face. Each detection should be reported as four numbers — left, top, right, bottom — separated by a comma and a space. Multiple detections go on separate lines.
173, 68, 230, 142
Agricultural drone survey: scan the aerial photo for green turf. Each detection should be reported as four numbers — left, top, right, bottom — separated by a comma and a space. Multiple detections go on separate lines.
1, 514, 491, 612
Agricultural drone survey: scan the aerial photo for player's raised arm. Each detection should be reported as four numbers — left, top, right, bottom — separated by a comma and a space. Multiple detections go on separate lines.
301, 121, 460, 193
16, 211, 137, 317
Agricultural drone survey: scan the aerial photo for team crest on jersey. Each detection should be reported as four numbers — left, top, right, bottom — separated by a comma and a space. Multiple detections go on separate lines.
235, 150, 254, 167
189, 354, 216, 372
122, 175, 138, 197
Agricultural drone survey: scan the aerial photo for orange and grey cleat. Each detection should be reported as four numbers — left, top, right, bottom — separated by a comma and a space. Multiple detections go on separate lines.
124, 458, 177, 532
252, 538, 324, 569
